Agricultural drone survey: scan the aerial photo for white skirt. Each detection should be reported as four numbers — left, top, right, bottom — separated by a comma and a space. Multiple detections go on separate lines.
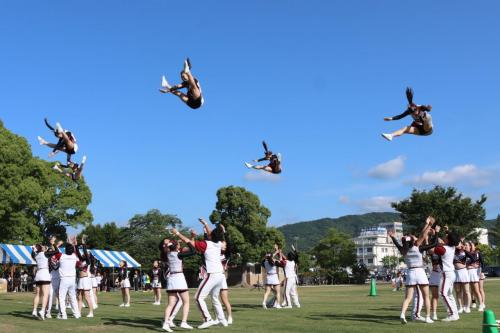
77, 276, 92, 290
266, 273, 280, 286
455, 268, 470, 283
35, 268, 51, 283
429, 270, 441, 287
120, 278, 131, 289
167, 273, 187, 291
91, 277, 98, 288
468, 268, 480, 283
151, 280, 162, 289
405, 267, 429, 286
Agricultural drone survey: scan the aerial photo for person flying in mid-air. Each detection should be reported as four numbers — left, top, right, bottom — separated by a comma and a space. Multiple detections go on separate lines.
159, 58, 204, 109
245, 141, 282, 174
53, 155, 87, 181
38, 118, 78, 162
382, 87, 433, 141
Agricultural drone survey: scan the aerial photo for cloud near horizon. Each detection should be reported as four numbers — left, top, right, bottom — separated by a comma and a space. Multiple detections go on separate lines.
339, 195, 398, 213
409, 164, 495, 187
368, 156, 406, 179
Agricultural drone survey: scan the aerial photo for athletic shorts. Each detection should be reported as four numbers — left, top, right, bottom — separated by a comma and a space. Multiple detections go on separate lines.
411, 122, 433, 136
77, 276, 92, 290
455, 268, 470, 283
35, 268, 51, 284
468, 268, 480, 283
429, 270, 442, 287
186, 96, 203, 109
266, 274, 280, 286
167, 273, 187, 292
120, 278, 131, 289
151, 280, 162, 289
405, 267, 429, 286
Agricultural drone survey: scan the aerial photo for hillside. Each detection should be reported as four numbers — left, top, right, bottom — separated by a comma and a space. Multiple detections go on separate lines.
278, 212, 401, 252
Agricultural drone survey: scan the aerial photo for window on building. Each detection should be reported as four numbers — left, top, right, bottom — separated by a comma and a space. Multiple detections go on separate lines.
368, 259, 373, 264
367, 248, 373, 253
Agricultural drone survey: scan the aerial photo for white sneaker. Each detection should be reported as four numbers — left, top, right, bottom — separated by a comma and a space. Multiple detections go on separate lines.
58, 314, 68, 320
82, 155, 87, 164
38, 310, 45, 320
227, 316, 233, 325
275, 305, 282, 309
464, 307, 471, 313
180, 322, 193, 329
425, 317, 434, 324
432, 314, 438, 321
183, 59, 191, 74
82, 303, 87, 308
74, 313, 81, 319
284, 305, 292, 309
124, 303, 130, 307
32, 310, 38, 317
161, 76, 171, 89
119, 303, 125, 307
198, 320, 217, 329
412, 316, 425, 322
162, 322, 173, 332
296, 304, 301, 308
45, 312, 52, 319
37, 136, 47, 145
212, 319, 220, 325
93, 304, 98, 309
245, 162, 253, 169
168, 321, 177, 328
56, 122, 63, 133
87, 313, 94, 318
219, 319, 228, 327
262, 302, 267, 309
382, 133, 393, 141
458, 307, 464, 314
472, 303, 477, 309
400, 316, 407, 324
441, 315, 459, 322
479, 304, 485, 312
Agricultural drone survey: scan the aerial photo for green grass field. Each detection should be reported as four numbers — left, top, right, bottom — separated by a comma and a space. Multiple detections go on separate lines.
1, 280, 499, 333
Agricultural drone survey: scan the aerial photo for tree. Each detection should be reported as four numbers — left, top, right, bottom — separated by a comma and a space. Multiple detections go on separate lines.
477, 244, 499, 266
312, 228, 357, 283
351, 263, 370, 284
392, 186, 486, 238
381, 255, 401, 270
78, 222, 122, 250
209, 186, 285, 264
118, 209, 182, 270
0, 120, 92, 244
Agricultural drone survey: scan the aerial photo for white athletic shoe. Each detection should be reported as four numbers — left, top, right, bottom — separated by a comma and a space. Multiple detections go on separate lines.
441, 315, 459, 322
94, 304, 98, 309
472, 303, 477, 309
74, 313, 81, 319
183, 59, 191, 74
38, 310, 45, 320
479, 304, 485, 312
245, 162, 253, 169
400, 316, 407, 324
180, 322, 193, 329
458, 307, 464, 314
161, 75, 171, 89
198, 320, 217, 329
124, 303, 130, 307
119, 303, 125, 307
425, 317, 434, 324
82, 155, 87, 164
56, 122, 63, 133
32, 310, 38, 317
45, 312, 52, 319
412, 316, 425, 322
37, 136, 47, 145
262, 302, 267, 309
275, 305, 282, 309
162, 322, 173, 332
382, 133, 393, 141
464, 307, 471, 313
58, 313, 67, 320
87, 313, 94, 318
284, 305, 293, 309
432, 314, 438, 321
82, 303, 87, 308
212, 319, 220, 325
168, 321, 177, 328
227, 316, 233, 325
219, 319, 228, 327
296, 304, 301, 308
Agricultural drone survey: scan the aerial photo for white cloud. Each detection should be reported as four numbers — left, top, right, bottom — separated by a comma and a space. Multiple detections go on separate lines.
243, 171, 281, 182
338, 195, 397, 212
368, 155, 406, 179
410, 164, 494, 187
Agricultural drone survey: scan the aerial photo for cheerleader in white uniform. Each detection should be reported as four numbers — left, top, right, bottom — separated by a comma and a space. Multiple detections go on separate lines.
465, 242, 484, 311
118, 260, 131, 307
389, 217, 437, 324
262, 244, 285, 309
159, 238, 183, 328
453, 242, 473, 313
151, 261, 162, 305
76, 238, 94, 317
161, 240, 196, 332
281, 247, 301, 308
428, 248, 442, 320
89, 254, 99, 308
31, 242, 59, 320
219, 238, 233, 324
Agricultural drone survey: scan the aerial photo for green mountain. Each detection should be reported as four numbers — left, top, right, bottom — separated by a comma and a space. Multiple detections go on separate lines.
278, 212, 401, 252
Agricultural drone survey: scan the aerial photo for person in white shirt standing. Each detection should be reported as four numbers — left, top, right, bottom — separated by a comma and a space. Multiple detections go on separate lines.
31, 240, 59, 320
281, 246, 301, 308
172, 218, 228, 329
437, 228, 461, 321
54, 238, 81, 320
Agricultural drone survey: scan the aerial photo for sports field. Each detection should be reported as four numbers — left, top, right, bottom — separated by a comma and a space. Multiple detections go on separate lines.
1, 280, 499, 333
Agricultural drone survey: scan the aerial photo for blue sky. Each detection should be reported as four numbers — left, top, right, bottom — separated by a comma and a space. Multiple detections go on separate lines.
1, 1, 499, 231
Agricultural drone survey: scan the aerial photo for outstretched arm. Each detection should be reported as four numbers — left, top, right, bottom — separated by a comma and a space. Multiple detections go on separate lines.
199, 218, 212, 237
388, 230, 404, 254
385, 109, 411, 121
171, 228, 194, 247
415, 216, 434, 247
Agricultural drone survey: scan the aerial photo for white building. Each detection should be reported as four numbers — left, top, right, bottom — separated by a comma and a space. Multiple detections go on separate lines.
475, 228, 489, 245
353, 222, 404, 271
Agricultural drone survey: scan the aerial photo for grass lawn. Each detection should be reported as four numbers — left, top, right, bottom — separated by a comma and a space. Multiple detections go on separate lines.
1, 279, 499, 333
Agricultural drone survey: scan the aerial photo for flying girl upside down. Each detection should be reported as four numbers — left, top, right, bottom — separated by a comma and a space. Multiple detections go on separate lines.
38, 118, 78, 162
382, 87, 433, 141
159, 58, 204, 109
53, 155, 87, 181
245, 141, 282, 174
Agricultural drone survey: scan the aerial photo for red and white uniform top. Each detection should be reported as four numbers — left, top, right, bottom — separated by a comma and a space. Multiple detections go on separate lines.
54, 252, 79, 278
195, 240, 224, 274
440, 245, 456, 272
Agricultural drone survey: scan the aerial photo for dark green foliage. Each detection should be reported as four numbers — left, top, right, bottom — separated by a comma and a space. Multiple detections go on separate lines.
392, 186, 486, 238
209, 186, 285, 264
78, 222, 122, 250
0, 120, 92, 244
351, 263, 370, 284
278, 212, 401, 252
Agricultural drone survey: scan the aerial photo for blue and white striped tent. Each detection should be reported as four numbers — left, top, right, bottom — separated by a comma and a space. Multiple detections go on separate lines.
0, 244, 140, 268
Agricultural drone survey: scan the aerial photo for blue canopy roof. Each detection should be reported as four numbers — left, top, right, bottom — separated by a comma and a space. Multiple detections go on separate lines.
0, 244, 141, 268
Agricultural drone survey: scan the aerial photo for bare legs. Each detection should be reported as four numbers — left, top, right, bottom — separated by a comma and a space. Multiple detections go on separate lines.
220, 289, 232, 321
78, 290, 94, 316
32, 284, 51, 319
121, 287, 130, 306
400, 286, 415, 322
430, 286, 439, 319
153, 287, 162, 304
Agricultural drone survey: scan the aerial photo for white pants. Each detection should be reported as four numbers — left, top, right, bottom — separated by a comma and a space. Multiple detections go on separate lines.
58, 277, 80, 317
283, 278, 299, 306
195, 272, 226, 322
412, 285, 423, 318
47, 278, 60, 313
440, 271, 458, 317
168, 292, 183, 322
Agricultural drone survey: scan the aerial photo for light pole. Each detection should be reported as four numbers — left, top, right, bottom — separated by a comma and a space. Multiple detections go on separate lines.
293, 236, 299, 251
